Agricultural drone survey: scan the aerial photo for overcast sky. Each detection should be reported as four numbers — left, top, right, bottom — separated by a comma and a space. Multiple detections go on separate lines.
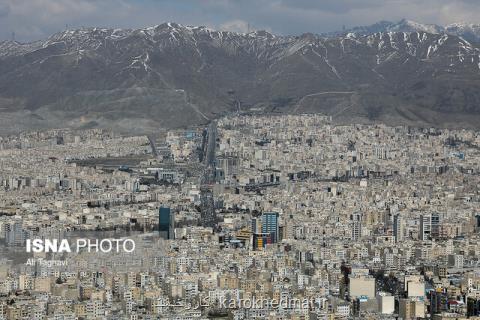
1, 0, 479, 42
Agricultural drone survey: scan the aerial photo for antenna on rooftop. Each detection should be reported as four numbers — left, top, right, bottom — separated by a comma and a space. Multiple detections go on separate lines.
247, 23, 251, 34
11, 32, 15, 41
66, 24, 69, 31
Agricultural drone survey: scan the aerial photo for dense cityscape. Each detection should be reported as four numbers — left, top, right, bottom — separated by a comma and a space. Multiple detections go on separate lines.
0, 114, 479, 319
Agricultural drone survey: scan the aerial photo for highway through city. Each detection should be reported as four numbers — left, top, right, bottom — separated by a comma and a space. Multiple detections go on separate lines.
200, 121, 217, 227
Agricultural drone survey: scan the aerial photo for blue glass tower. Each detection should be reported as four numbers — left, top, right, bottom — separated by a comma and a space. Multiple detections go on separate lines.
159, 207, 174, 240
261, 212, 279, 243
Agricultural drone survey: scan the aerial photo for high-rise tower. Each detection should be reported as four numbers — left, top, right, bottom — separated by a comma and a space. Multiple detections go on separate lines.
159, 207, 174, 240
261, 212, 279, 243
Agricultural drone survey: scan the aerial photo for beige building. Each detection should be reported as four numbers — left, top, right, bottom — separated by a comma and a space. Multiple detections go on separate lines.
399, 298, 425, 320
349, 276, 375, 299
34, 277, 52, 293
377, 293, 395, 314
407, 280, 425, 298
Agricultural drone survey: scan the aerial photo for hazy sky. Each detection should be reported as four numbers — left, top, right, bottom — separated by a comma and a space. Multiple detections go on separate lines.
1, 0, 479, 42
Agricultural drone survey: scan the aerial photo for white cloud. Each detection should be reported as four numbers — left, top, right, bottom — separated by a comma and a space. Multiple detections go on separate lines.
220, 19, 250, 33
0, 0, 133, 41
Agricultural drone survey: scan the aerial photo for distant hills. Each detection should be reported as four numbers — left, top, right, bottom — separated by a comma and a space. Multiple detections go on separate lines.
0, 20, 479, 134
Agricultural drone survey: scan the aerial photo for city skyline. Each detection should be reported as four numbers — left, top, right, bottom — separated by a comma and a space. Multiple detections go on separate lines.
1, 115, 479, 318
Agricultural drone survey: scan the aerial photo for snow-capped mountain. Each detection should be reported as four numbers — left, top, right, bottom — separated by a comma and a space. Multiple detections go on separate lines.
325, 19, 480, 43
386, 19, 443, 34
0, 40, 42, 58
445, 23, 480, 42
0, 21, 480, 134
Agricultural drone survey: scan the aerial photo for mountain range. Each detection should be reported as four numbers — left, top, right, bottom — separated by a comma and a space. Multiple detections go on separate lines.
0, 20, 479, 134
324, 19, 480, 43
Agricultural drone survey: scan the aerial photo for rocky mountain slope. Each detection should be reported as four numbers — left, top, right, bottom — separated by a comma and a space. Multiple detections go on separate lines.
0, 21, 480, 133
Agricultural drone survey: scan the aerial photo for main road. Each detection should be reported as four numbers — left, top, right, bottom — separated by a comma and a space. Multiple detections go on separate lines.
200, 121, 217, 228
201, 121, 217, 184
